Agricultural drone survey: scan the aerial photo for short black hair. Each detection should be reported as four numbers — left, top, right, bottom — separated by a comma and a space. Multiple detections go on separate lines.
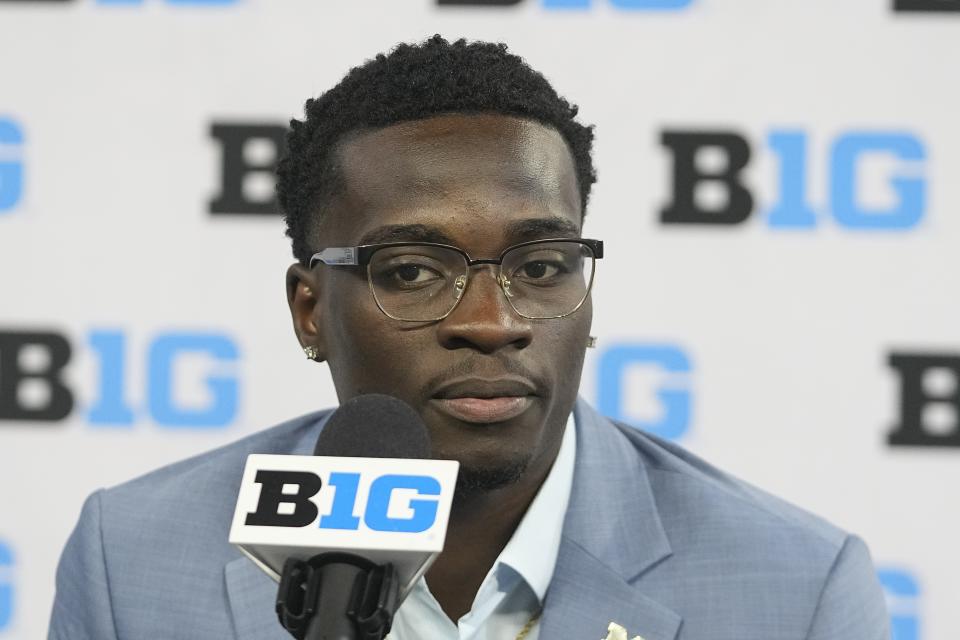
277, 35, 597, 265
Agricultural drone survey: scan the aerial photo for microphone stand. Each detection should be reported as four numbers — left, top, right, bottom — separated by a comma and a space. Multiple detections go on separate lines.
276, 553, 399, 640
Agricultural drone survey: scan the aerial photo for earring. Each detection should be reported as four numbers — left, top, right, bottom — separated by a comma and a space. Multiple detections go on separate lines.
303, 345, 321, 361
586, 336, 597, 349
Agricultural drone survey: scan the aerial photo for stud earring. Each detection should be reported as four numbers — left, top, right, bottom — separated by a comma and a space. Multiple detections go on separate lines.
586, 336, 597, 349
303, 345, 321, 361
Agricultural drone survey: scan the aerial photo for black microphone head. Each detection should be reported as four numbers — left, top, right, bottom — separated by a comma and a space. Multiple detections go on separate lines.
313, 394, 431, 459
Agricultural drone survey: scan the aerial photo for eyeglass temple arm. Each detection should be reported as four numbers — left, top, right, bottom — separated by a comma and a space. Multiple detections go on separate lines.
310, 247, 359, 267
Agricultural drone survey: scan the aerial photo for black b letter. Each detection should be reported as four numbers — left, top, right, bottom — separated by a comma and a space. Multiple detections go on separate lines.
660, 131, 754, 225
245, 470, 322, 527
888, 353, 960, 448
209, 123, 287, 215
0, 330, 73, 421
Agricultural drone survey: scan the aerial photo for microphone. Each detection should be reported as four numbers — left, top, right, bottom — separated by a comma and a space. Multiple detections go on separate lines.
229, 394, 459, 640
312, 393, 432, 459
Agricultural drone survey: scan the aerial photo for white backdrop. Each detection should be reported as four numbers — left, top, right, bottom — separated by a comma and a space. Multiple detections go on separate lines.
0, 1, 955, 638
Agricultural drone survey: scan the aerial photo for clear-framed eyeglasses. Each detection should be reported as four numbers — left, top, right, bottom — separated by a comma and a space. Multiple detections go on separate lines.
309, 238, 603, 322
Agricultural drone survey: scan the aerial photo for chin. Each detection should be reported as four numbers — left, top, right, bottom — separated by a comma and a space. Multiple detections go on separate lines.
453, 456, 531, 499
431, 437, 533, 496
424, 409, 547, 496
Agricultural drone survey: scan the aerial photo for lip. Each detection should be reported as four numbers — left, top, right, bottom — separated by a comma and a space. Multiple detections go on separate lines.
430, 377, 537, 424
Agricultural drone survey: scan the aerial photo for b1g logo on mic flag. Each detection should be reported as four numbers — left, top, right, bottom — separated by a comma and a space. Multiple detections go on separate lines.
230, 455, 458, 587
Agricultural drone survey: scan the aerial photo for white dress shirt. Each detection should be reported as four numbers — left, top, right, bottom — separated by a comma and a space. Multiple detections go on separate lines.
386, 413, 577, 640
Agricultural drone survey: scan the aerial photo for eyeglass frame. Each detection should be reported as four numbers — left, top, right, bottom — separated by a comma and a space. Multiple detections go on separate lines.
308, 237, 604, 322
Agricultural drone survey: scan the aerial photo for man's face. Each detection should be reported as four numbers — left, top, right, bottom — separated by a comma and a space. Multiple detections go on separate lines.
289, 114, 592, 490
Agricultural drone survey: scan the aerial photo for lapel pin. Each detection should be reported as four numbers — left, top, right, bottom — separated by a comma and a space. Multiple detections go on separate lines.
602, 621, 644, 640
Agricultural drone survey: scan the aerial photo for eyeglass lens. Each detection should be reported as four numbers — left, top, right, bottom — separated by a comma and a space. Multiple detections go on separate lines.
366, 241, 595, 321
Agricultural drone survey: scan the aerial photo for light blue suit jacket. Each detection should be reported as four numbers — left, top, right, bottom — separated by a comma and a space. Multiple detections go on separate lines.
49, 401, 889, 639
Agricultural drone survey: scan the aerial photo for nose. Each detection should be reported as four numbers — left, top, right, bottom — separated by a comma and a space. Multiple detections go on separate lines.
436, 266, 533, 353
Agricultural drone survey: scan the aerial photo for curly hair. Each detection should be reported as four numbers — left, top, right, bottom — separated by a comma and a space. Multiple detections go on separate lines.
277, 35, 597, 264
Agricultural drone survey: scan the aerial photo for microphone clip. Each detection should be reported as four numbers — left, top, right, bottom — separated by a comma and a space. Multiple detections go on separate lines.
276, 552, 400, 640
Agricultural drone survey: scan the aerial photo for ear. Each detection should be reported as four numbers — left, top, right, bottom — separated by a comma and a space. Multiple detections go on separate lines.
286, 263, 327, 362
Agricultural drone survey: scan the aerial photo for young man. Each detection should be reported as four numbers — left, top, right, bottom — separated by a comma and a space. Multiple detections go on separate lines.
50, 37, 888, 640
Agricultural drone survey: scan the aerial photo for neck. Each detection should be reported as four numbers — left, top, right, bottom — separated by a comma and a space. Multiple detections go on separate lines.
425, 450, 557, 622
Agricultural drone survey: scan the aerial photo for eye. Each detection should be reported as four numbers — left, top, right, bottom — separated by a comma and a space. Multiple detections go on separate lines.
519, 260, 560, 280
386, 261, 444, 287
395, 264, 427, 282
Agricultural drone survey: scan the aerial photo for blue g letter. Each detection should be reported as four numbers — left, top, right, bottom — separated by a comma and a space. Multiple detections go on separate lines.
830, 132, 925, 229
364, 475, 440, 533
147, 332, 239, 428
597, 343, 693, 441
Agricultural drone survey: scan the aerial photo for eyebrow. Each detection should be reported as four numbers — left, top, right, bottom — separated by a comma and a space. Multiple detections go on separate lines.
506, 217, 580, 240
358, 224, 457, 246
356, 217, 580, 247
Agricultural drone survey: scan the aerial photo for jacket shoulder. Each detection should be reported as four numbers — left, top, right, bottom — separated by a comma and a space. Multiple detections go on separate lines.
616, 422, 848, 550
53, 410, 331, 637
105, 409, 329, 504
604, 421, 887, 638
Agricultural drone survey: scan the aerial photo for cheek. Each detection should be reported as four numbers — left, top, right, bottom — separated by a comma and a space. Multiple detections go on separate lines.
552, 299, 592, 350
322, 278, 427, 393
545, 303, 592, 385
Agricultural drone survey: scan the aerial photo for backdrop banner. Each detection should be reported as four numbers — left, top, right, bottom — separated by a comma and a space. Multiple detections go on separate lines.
0, 1, 953, 638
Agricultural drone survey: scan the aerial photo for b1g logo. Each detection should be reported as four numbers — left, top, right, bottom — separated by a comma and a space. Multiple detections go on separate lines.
0, 118, 23, 214
437, 0, 694, 8
894, 0, 960, 12
0, 541, 12, 632
878, 568, 921, 640
246, 470, 441, 533
0, 329, 240, 428
661, 129, 927, 230
597, 343, 693, 441
209, 122, 286, 216
887, 352, 960, 448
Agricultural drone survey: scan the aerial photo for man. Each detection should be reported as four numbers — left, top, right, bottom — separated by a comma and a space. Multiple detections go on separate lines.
49, 36, 889, 639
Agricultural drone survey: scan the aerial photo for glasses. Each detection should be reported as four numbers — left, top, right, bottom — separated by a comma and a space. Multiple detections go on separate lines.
309, 238, 603, 322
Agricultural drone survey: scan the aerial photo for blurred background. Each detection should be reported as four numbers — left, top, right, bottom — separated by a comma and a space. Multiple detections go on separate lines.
0, 0, 955, 637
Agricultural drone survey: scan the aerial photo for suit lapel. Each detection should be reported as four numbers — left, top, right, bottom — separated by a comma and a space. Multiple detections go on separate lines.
540, 401, 682, 640
540, 539, 681, 640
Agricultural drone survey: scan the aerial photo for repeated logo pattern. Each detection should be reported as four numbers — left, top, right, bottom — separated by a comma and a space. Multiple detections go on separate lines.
1, 2, 955, 637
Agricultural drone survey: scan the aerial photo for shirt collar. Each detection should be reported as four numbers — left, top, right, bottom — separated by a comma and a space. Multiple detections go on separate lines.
493, 411, 577, 602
